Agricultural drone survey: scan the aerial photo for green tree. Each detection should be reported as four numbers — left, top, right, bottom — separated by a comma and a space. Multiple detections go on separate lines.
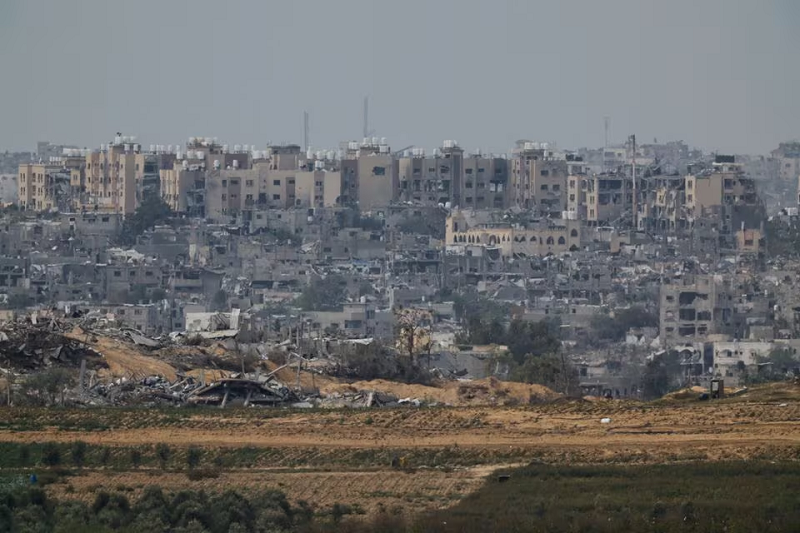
590, 306, 657, 343
509, 353, 578, 394
296, 274, 347, 312
41, 443, 61, 466
642, 350, 683, 399
22, 368, 75, 406
209, 290, 228, 312
505, 319, 561, 364
117, 194, 174, 246
155, 444, 171, 470
186, 447, 202, 471
751, 347, 800, 383
130, 449, 142, 469
70, 441, 87, 468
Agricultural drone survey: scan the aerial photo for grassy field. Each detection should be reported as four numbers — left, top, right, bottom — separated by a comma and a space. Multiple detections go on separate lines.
414, 461, 800, 532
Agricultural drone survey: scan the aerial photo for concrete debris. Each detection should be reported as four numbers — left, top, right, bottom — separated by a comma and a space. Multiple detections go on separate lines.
189, 376, 294, 407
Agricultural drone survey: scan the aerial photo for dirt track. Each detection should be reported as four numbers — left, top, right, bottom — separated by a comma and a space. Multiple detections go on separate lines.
3, 393, 800, 459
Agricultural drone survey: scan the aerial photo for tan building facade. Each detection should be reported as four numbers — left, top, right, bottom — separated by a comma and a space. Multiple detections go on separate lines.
446, 210, 580, 257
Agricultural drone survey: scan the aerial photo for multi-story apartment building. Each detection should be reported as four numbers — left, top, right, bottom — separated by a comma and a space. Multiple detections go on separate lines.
342, 139, 398, 212
161, 138, 251, 216
509, 142, 568, 214
82, 136, 141, 214
685, 156, 754, 216
161, 168, 205, 214
19, 163, 58, 211
397, 141, 508, 209
583, 173, 633, 225
771, 142, 800, 184
659, 273, 733, 347
640, 174, 687, 233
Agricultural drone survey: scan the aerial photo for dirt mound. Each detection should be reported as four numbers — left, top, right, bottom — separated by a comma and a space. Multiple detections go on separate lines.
64, 328, 177, 381
321, 376, 560, 406
662, 386, 707, 401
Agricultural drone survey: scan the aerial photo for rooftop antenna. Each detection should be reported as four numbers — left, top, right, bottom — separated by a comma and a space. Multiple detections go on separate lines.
363, 96, 369, 138
630, 133, 638, 230
303, 111, 310, 152
363, 96, 375, 138
603, 116, 610, 150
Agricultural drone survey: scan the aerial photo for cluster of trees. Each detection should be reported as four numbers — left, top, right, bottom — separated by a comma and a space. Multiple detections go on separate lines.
588, 307, 658, 344
396, 210, 447, 239
0, 485, 313, 533
455, 301, 576, 393
19, 368, 75, 407
747, 347, 800, 384
117, 194, 175, 246
333, 341, 431, 384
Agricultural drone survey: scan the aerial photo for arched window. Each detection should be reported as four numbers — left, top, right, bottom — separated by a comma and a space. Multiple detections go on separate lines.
558, 236, 566, 245
570, 229, 578, 237
546, 236, 555, 245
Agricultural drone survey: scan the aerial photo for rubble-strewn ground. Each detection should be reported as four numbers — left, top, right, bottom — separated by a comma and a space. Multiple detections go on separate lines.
2, 383, 800, 516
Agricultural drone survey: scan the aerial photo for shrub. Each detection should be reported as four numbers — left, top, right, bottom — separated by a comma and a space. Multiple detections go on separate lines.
41, 443, 61, 466
186, 447, 202, 470
130, 449, 142, 469
70, 441, 87, 468
155, 444, 170, 469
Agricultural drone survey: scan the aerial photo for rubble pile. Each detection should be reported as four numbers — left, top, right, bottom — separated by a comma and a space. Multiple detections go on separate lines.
0, 317, 107, 372
189, 373, 295, 406
83, 374, 205, 406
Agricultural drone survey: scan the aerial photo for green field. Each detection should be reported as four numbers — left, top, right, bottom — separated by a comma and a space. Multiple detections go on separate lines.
412, 461, 800, 533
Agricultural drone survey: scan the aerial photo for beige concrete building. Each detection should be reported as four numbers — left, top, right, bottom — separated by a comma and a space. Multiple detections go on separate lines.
446, 209, 580, 257
685, 158, 757, 217
659, 273, 733, 347
294, 169, 344, 208
160, 168, 205, 214
20, 152, 86, 211
354, 143, 397, 211
19, 163, 54, 210
584, 174, 633, 225
397, 142, 507, 209
509, 143, 568, 214
82, 138, 140, 214
771, 142, 800, 184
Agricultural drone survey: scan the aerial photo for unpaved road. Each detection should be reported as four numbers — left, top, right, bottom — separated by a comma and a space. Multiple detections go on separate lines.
2, 396, 800, 459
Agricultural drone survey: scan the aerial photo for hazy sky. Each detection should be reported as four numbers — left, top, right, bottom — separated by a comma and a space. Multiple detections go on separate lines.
1, 0, 798, 154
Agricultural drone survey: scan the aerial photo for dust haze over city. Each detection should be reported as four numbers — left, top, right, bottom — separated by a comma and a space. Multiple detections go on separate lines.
2, 0, 799, 153
3, 1, 800, 532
